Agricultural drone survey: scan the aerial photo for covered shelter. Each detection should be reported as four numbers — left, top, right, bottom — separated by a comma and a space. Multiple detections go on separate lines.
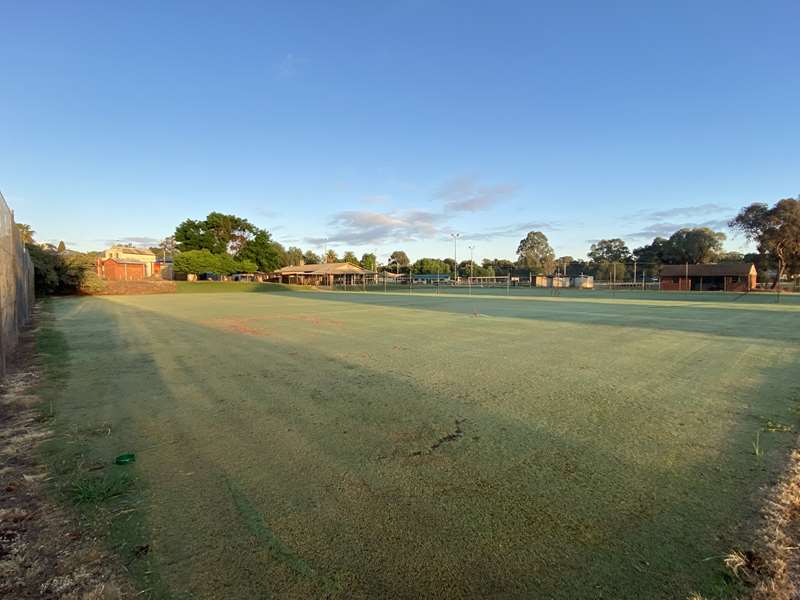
274, 263, 375, 286
659, 263, 757, 292
411, 273, 450, 284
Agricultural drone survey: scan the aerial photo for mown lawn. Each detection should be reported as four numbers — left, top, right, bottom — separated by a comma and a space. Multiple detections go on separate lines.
38, 289, 800, 599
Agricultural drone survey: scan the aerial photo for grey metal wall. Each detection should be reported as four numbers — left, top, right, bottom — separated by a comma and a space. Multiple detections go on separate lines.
0, 191, 35, 376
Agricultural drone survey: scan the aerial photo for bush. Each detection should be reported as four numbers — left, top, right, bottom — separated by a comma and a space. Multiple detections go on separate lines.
174, 250, 259, 275
26, 245, 104, 295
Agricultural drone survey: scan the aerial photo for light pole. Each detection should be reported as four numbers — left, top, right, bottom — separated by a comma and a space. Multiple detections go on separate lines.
468, 245, 475, 296
451, 233, 461, 283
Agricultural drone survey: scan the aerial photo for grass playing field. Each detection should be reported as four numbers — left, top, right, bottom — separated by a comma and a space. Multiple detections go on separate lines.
37, 285, 800, 599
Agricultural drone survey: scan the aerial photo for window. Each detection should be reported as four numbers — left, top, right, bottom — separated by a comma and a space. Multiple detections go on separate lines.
672, 277, 679, 283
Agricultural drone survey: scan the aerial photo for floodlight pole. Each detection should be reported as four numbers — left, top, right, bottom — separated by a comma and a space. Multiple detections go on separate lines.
468, 245, 475, 296
451, 233, 461, 284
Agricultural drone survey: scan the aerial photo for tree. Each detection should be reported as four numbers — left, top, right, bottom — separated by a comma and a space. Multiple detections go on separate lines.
661, 228, 725, 264
175, 212, 256, 254
412, 258, 451, 274
15, 223, 34, 244
458, 260, 493, 277
717, 251, 745, 262
173, 250, 223, 274
588, 239, 630, 263
286, 247, 305, 266
361, 253, 377, 270
483, 258, 515, 276
26, 244, 103, 295
633, 237, 670, 269
303, 250, 321, 264
271, 241, 289, 268
730, 198, 800, 287
390, 250, 410, 267
343, 251, 360, 266
57, 241, 66, 253
554, 256, 574, 276
154, 236, 177, 261
325, 249, 339, 263
516, 231, 556, 274
236, 230, 282, 272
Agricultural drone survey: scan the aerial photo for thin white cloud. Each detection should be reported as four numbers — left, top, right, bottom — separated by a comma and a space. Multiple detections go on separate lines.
460, 221, 558, 242
436, 176, 517, 213
629, 203, 732, 221
107, 236, 161, 246
306, 209, 446, 246
626, 218, 733, 240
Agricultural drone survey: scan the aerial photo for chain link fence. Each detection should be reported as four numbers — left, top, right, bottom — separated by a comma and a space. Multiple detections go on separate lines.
0, 191, 35, 377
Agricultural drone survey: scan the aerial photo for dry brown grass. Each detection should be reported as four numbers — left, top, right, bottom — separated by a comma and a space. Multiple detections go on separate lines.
724, 445, 800, 600
0, 322, 135, 599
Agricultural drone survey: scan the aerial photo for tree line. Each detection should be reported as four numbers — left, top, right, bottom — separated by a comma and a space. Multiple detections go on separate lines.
16, 195, 800, 292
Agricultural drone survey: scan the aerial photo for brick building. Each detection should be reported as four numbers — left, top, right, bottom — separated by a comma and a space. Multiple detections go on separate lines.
659, 263, 757, 292
96, 246, 158, 281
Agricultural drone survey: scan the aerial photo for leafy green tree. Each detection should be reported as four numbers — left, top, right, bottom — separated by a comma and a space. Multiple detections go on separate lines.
26, 244, 60, 294
458, 260, 493, 277
412, 258, 451, 274
286, 246, 304, 266
343, 251, 360, 266
57, 240, 66, 253
633, 237, 670, 270
325, 249, 339, 263
588, 239, 630, 263
235, 230, 282, 272
15, 223, 34, 244
360, 253, 377, 270
174, 250, 223, 274
271, 241, 289, 268
661, 228, 725, 264
516, 231, 556, 274
303, 250, 321, 264
718, 251, 745, 262
483, 258, 515, 276
175, 212, 257, 254
26, 244, 103, 295
730, 198, 800, 286
174, 218, 214, 252
389, 251, 410, 267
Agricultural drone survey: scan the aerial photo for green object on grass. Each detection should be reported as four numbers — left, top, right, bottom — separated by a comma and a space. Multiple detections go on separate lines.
114, 453, 136, 465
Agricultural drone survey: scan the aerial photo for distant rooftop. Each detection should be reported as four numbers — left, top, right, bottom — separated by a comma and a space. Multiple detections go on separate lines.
660, 263, 755, 277
277, 262, 372, 275
107, 246, 155, 256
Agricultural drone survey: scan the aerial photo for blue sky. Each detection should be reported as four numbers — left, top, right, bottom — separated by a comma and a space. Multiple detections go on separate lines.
2, 1, 798, 263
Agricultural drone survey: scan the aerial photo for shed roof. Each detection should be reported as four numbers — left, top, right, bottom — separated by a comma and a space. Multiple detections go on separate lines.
104, 258, 147, 266
660, 263, 756, 277
108, 246, 155, 256
277, 262, 373, 275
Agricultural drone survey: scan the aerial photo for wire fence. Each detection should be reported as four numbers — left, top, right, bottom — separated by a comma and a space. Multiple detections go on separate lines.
0, 191, 35, 377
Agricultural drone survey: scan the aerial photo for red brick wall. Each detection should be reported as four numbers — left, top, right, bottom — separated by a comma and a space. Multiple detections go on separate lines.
101, 259, 146, 281
660, 276, 690, 291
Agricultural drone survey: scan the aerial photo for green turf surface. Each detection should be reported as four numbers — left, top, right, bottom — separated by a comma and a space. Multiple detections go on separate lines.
38, 289, 800, 599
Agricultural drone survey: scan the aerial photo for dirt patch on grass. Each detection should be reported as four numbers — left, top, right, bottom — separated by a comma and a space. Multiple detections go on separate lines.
0, 317, 135, 599
90, 280, 177, 296
210, 314, 344, 337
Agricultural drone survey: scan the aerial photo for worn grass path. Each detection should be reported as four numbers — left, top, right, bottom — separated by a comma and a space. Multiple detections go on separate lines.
39, 290, 800, 599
